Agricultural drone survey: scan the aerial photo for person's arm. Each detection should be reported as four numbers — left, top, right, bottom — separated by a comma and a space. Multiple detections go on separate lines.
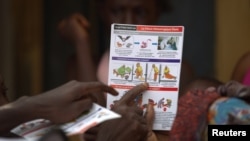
231, 51, 250, 82
0, 97, 37, 134
58, 14, 108, 106
96, 51, 110, 84
74, 34, 97, 82
58, 13, 97, 82
0, 80, 118, 134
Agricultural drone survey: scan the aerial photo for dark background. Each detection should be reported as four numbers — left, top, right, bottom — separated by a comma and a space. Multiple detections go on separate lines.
43, 0, 215, 91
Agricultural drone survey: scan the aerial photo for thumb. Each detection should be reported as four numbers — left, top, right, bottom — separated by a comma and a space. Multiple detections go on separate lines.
145, 104, 155, 130
73, 98, 93, 114
144, 104, 158, 141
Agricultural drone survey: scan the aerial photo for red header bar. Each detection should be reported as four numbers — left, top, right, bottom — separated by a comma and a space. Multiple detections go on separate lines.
136, 26, 183, 32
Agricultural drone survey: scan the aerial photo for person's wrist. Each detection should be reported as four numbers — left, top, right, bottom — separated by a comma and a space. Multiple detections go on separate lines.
11, 96, 39, 121
75, 38, 90, 50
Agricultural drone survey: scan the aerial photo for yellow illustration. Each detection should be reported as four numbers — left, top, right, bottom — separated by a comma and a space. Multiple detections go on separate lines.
135, 62, 144, 80
162, 65, 176, 80
152, 64, 159, 81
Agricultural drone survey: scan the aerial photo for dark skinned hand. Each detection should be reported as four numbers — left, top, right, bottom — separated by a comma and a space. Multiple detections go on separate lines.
84, 82, 157, 141
12, 80, 118, 124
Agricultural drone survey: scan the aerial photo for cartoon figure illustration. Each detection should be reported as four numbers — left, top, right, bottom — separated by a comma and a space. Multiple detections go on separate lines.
135, 62, 144, 80
20, 123, 35, 131
116, 42, 123, 47
148, 99, 157, 106
118, 35, 131, 42
113, 65, 132, 80
116, 35, 133, 48
157, 98, 172, 111
162, 65, 176, 80
152, 64, 159, 81
164, 99, 172, 108
126, 42, 133, 48
141, 39, 151, 48
157, 98, 165, 108
147, 98, 172, 112
97, 111, 109, 118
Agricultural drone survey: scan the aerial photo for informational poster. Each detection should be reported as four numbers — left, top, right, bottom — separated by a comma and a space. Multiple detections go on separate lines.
107, 23, 184, 130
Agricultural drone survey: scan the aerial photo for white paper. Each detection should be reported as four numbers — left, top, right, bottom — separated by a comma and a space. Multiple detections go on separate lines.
11, 103, 121, 141
107, 23, 184, 130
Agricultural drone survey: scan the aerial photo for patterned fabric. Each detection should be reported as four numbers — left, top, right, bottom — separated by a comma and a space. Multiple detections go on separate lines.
168, 80, 250, 141
208, 97, 250, 125
168, 88, 220, 141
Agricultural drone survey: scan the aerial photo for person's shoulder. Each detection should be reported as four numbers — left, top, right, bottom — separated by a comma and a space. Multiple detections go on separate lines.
97, 50, 110, 84
231, 51, 250, 82
239, 51, 250, 63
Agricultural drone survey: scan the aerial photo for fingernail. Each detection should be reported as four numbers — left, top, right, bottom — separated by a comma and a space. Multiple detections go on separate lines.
206, 87, 216, 92
143, 82, 149, 87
